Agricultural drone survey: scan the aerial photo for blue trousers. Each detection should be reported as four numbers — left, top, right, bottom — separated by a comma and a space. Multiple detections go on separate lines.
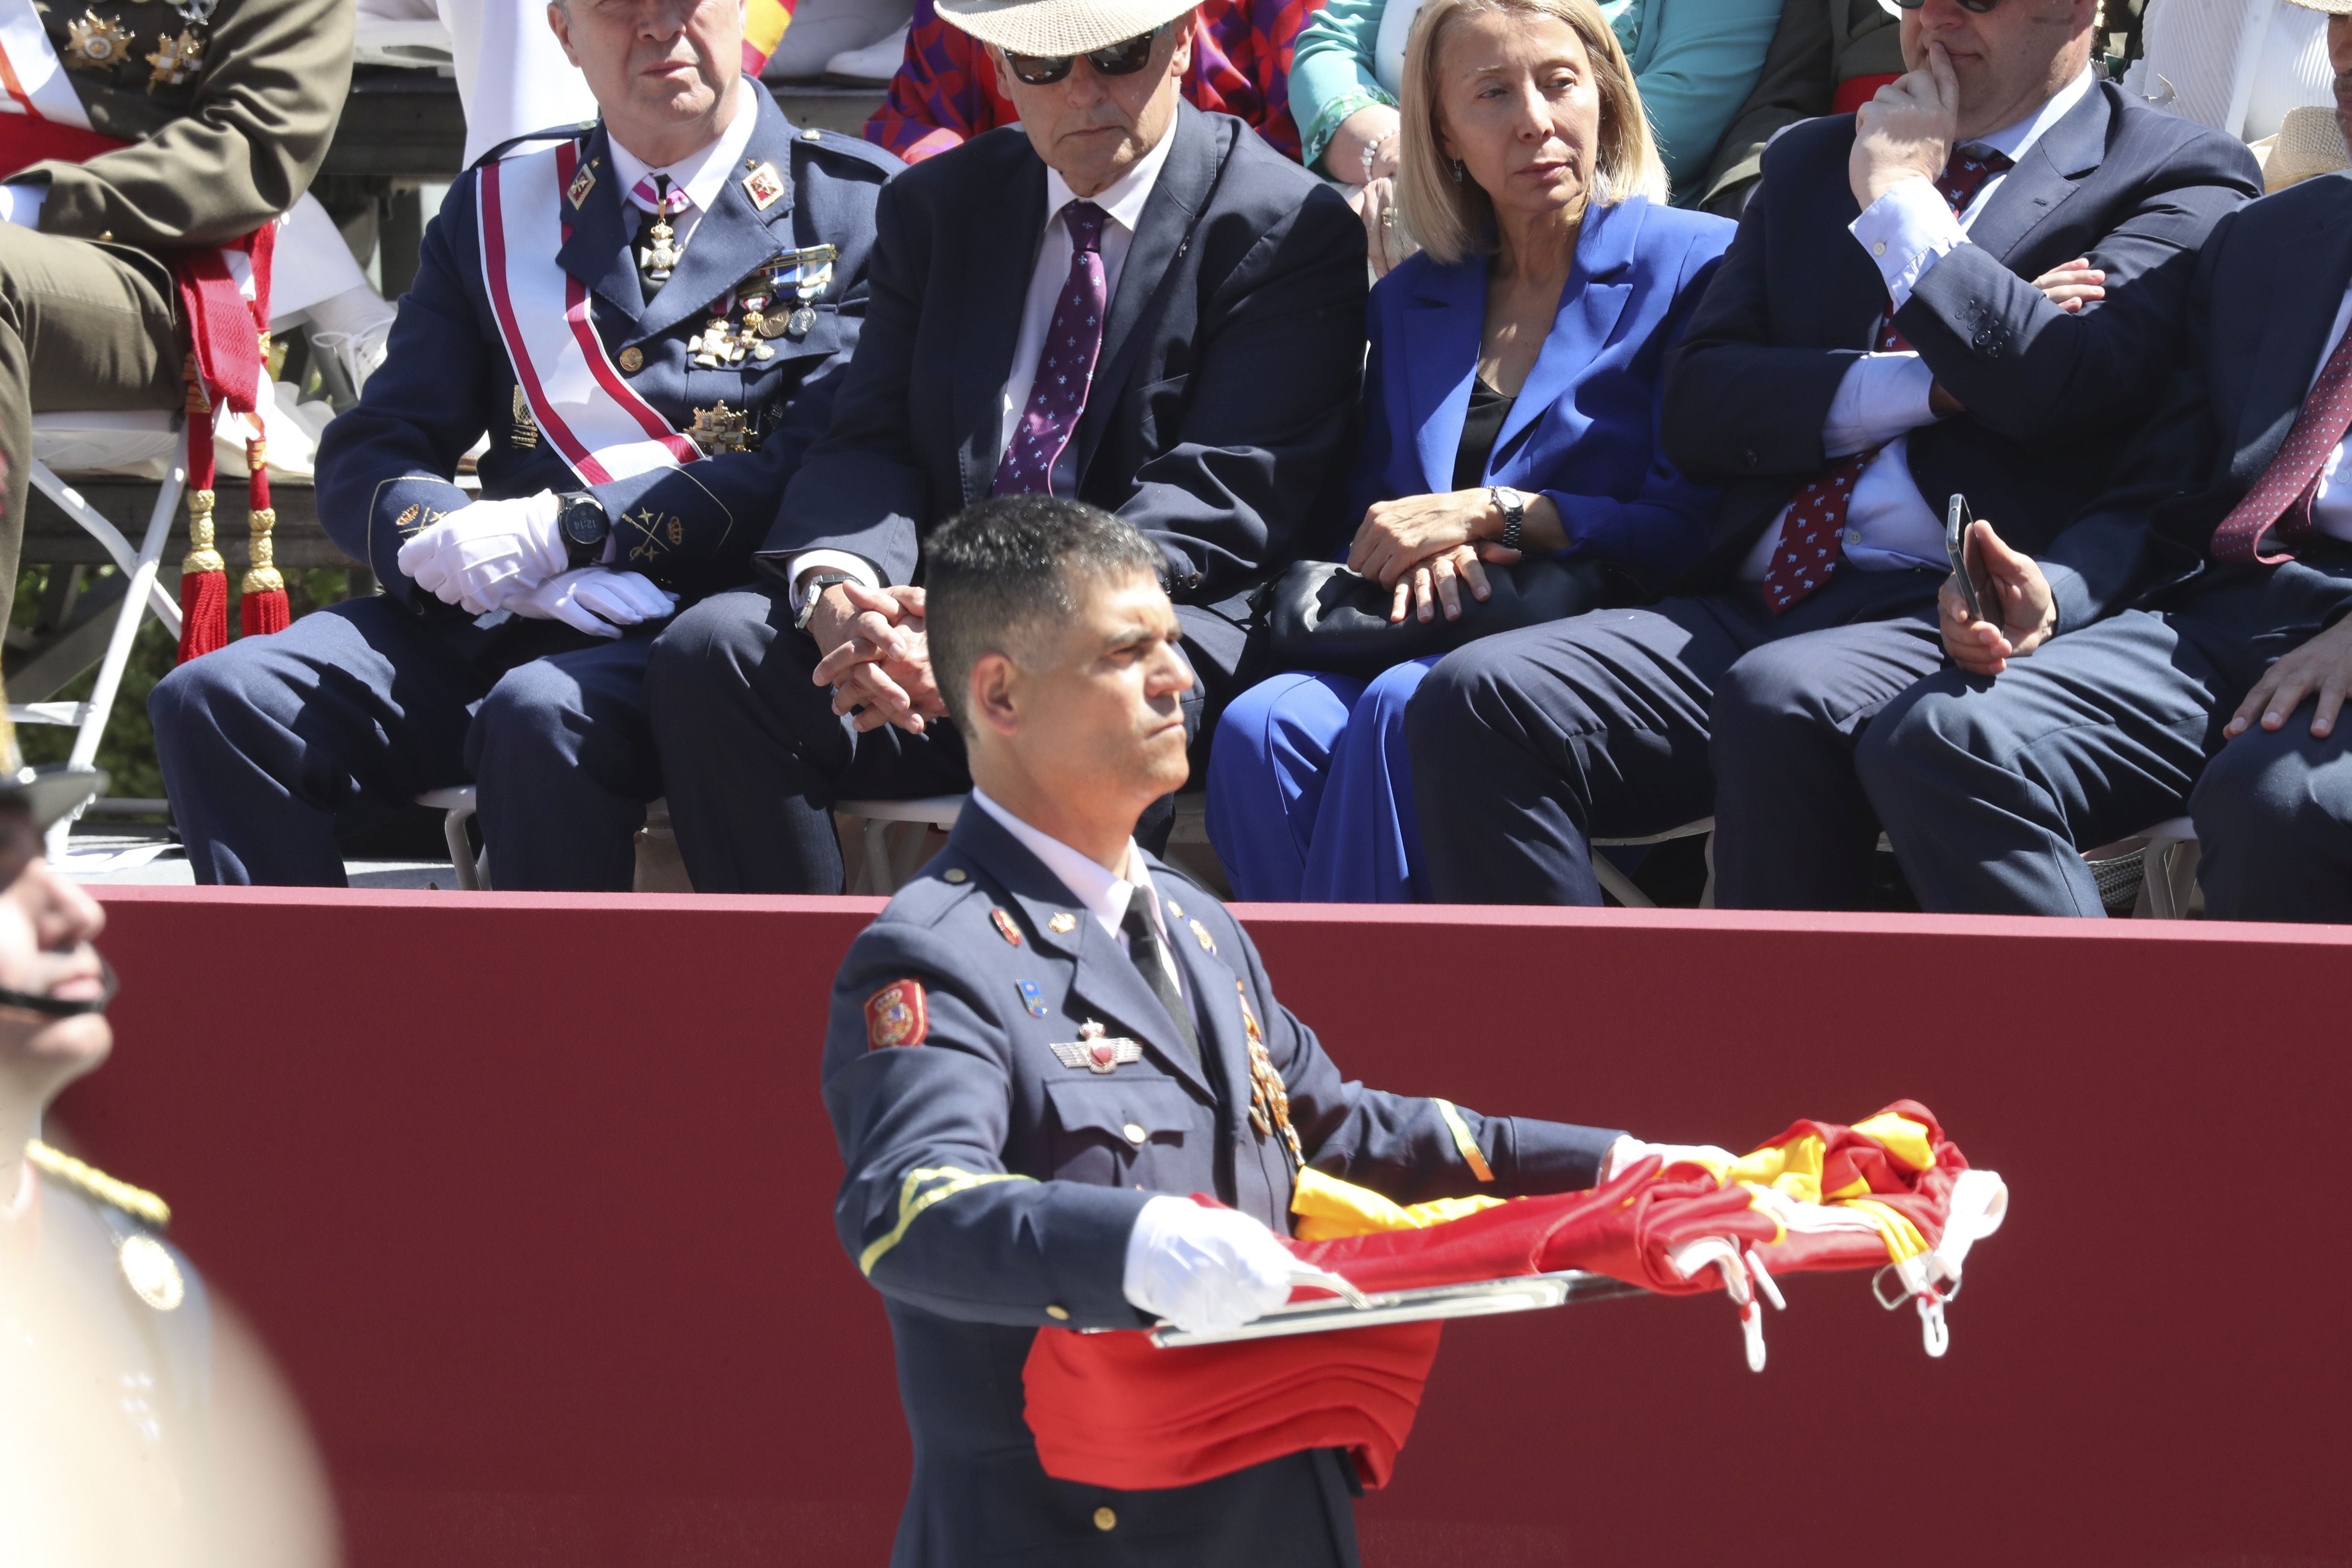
1206, 657, 1436, 903
1405, 569, 1941, 906
149, 596, 662, 889
1859, 576, 2352, 921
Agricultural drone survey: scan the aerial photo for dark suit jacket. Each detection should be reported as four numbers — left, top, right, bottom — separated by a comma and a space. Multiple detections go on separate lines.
1661, 80, 2261, 620
824, 805, 1621, 1566
2058, 172, 2352, 647
1358, 194, 1731, 589
317, 86, 896, 621
760, 102, 1368, 683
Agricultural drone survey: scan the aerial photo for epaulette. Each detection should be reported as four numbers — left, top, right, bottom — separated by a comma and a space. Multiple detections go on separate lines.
790, 124, 904, 178
25, 1140, 171, 1229
469, 119, 601, 173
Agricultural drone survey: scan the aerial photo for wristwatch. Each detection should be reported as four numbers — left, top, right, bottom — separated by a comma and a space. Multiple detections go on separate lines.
555, 491, 611, 568
1489, 486, 1527, 553
793, 570, 859, 631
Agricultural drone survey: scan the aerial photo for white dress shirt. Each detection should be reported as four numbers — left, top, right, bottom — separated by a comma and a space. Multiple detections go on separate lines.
1740, 68, 2098, 583
782, 126, 1179, 607
968, 787, 1184, 996
606, 95, 760, 258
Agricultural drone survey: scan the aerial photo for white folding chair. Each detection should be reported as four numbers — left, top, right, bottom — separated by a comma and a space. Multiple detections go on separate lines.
1590, 818, 1716, 910
840, 795, 964, 894
2130, 817, 2201, 919
419, 785, 490, 890
23, 411, 189, 858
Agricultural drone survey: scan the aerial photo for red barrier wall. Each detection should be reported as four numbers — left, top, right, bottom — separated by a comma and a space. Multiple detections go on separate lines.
55, 888, 2352, 1567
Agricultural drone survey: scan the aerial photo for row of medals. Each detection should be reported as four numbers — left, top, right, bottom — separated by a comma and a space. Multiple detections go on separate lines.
62, 0, 216, 91
633, 239, 838, 455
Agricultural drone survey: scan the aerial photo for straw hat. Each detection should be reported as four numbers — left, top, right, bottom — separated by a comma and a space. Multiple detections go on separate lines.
0, 678, 105, 830
2281, 0, 2352, 13
933, 0, 1196, 61
2254, 104, 2352, 193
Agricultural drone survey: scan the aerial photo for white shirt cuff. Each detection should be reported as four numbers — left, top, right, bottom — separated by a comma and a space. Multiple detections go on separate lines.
784, 549, 882, 600
1822, 352, 1941, 457
1850, 177, 1966, 315
0, 183, 46, 229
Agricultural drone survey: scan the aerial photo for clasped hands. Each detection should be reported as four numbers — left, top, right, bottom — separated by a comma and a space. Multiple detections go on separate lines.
805, 580, 949, 735
1348, 490, 1525, 626
397, 492, 677, 639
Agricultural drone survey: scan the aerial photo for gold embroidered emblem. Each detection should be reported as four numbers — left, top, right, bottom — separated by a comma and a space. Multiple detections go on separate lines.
510, 386, 539, 448
144, 28, 201, 88
64, 12, 132, 68
617, 345, 644, 373
621, 507, 682, 563
394, 503, 423, 534
1048, 913, 1078, 934
688, 400, 750, 454
742, 161, 787, 211
567, 160, 597, 209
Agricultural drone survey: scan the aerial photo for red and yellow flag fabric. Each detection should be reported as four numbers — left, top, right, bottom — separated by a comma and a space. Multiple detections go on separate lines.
1025, 1102, 2006, 1493
741, 0, 794, 75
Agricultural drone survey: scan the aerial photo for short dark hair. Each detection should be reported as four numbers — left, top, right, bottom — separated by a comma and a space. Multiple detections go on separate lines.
925, 496, 1166, 739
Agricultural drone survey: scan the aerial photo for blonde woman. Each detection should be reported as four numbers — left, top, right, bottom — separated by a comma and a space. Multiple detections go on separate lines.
1207, 0, 1731, 901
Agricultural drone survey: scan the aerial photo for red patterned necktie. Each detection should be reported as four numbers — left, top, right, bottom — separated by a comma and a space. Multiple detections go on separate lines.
2208, 325, 2352, 564
1763, 150, 2015, 613
994, 202, 1109, 497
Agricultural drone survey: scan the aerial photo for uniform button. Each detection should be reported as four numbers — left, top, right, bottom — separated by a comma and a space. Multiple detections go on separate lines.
1122, 1123, 1147, 1145
1742, 447, 1758, 467
1045, 1304, 1069, 1320
1093, 1507, 1118, 1531
1871, 240, 1886, 257
618, 346, 644, 373
943, 868, 967, 883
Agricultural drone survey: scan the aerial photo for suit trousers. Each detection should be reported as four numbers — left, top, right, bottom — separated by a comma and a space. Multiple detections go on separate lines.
646, 582, 1235, 894
1857, 577, 2352, 921
149, 596, 662, 889
1406, 567, 1941, 905
0, 224, 184, 638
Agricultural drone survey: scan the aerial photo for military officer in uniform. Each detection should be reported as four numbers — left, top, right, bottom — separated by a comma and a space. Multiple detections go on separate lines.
0, 695, 336, 1564
825, 496, 1680, 1568
147, 0, 900, 890
0, 0, 350, 637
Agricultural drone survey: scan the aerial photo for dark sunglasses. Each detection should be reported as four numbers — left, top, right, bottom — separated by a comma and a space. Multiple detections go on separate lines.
1885, 0, 2001, 12
1004, 21, 1172, 85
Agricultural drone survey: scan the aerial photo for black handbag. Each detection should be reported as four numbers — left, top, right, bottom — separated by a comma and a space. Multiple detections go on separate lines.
1254, 556, 1617, 680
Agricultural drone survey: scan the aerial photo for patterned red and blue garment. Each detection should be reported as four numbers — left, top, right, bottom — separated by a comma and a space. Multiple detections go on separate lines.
864, 0, 1318, 164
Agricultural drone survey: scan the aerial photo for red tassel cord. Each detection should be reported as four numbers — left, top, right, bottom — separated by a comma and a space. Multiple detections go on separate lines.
175, 366, 229, 664
238, 431, 288, 637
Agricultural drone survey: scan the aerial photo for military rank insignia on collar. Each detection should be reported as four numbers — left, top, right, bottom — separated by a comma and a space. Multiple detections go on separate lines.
743, 161, 787, 211
865, 980, 928, 1050
1047, 912, 1078, 935
990, 907, 1023, 946
1189, 918, 1216, 955
567, 160, 597, 210
1017, 979, 1049, 1018
1050, 1020, 1143, 1074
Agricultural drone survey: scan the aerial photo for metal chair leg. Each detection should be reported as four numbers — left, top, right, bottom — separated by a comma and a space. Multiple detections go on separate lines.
1590, 853, 1655, 909
442, 805, 486, 892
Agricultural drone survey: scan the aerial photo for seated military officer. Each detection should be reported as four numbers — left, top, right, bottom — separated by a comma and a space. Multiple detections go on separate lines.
644, 0, 1368, 895
146, 0, 899, 890
825, 496, 1686, 1567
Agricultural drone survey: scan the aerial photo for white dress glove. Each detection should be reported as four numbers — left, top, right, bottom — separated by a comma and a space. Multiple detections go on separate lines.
1121, 1195, 1296, 1335
395, 491, 567, 613
505, 567, 679, 639
1601, 1137, 1740, 1182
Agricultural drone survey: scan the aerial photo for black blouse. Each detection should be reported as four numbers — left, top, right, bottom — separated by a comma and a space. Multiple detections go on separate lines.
1451, 376, 1517, 494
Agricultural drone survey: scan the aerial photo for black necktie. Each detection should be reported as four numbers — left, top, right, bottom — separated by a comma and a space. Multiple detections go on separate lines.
1121, 887, 1200, 1069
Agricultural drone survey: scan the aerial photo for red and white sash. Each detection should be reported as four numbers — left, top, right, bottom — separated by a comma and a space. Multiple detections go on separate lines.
0, 0, 104, 152
478, 138, 704, 485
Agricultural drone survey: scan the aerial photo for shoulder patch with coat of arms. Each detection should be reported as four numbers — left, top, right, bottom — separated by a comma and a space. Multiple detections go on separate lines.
865, 980, 928, 1050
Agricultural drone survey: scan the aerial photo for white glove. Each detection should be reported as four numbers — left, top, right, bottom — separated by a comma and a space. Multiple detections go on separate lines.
1601, 1136, 1740, 1182
395, 491, 567, 613
1121, 1195, 1296, 1335
505, 567, 679, 639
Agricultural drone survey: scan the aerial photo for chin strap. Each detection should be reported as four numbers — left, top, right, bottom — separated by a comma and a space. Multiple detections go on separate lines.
0, 960, 117, 1018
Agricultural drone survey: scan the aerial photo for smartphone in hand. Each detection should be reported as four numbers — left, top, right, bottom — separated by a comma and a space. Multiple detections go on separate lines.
1945, 494, 1986, 624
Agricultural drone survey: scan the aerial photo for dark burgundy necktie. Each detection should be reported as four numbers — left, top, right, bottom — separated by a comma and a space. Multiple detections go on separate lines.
1762, 150, 2016, 613
2208, 325, 2352, 564
994, 202, 1109, 497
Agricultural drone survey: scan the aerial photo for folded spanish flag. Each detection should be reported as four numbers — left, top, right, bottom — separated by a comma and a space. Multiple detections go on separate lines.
1024, 1102, 2004, 1491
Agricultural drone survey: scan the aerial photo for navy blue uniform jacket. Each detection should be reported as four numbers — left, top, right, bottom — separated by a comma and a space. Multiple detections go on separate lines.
315, 84, 898, 622
761, 102, 1368, 685
1661, 80, 2260, 624
823, 806, 1623, 1567
1357, 193, 1731, 591
2056, 172, 2352, 645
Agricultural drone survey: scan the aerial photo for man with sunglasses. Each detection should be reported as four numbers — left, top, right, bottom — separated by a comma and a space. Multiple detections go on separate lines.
646, 0, 1365, 894
1409, 0, 2261, 910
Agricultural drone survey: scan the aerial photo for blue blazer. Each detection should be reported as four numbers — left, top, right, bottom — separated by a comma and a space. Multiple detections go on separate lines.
1351, 193, 1731, 590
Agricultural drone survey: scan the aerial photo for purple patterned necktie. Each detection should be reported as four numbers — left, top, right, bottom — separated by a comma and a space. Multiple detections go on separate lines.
995, 202, 1109, 496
